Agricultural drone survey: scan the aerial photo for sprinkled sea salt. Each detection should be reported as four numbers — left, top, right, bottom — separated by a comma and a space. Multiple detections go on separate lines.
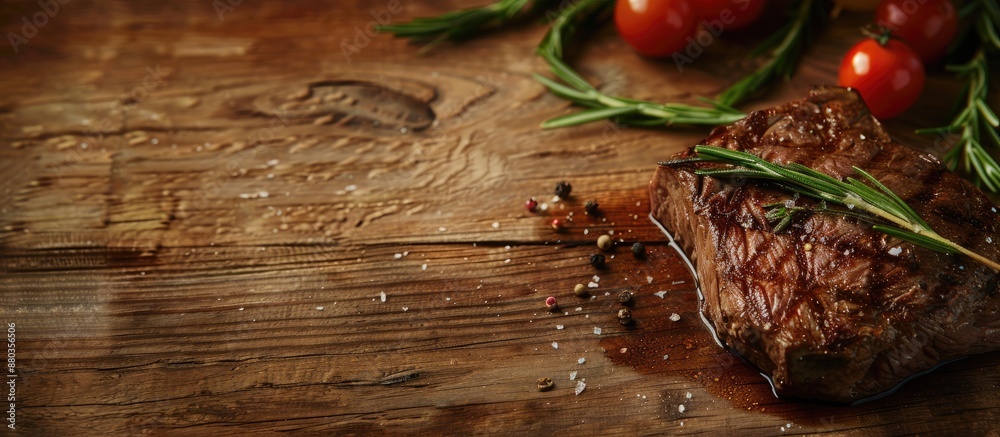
654, 291, 667, 299
678, 404, 686, 413
671, 280, 685, 285
380, 291, 387, 302
685, 392, 692, 399
578, 357, 586, 364
663, 354, 669, 360
421, 264, 427, 271
552, 342, 559, 350
575, 380, 586, 395
593, 327, 602, 335
316, 306, 324, 311
592, 275, 600, 283
888, 247, 902, 256
647, 276, 654, 284
556, 325, 564, 330
669, 313, 681, 322
394, 253, 403, 259
587, 282, 599, 288
569, 371, 577, 380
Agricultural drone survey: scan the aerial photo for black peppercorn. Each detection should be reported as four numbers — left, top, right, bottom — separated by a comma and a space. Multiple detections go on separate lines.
589, 253, 606, 268
631, 242, 646, 258
617, 308, 633, 325
618, 290, 633, 304
584, 200, 599, 215
554, 181, 572, 199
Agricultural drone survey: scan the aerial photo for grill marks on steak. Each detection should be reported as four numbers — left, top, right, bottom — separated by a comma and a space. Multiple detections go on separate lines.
649, 87, 1000, 403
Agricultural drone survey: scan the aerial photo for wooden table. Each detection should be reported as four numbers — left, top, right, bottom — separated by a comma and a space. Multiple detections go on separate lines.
2, 1, 998, 435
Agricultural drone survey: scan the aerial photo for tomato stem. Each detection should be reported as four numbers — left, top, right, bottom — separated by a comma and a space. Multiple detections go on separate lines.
860, 24, 893, 46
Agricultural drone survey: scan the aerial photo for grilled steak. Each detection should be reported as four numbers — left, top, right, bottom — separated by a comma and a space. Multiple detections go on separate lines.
649, 86, 1000, 403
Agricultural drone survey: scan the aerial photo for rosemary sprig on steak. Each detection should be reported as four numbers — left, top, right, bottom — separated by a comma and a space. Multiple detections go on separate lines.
660, 145, 1000, 271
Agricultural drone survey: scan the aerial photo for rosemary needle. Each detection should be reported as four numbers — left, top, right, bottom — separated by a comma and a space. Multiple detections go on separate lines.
660, 145, 1000, 271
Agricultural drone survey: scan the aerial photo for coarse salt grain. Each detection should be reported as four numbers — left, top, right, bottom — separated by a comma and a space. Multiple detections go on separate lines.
556, 325, 564, 330
402, 307, 408, 312
421, 264, 427, 271
380, 291, 387, 302
593, 327, 602, 335
575, 380, 586, 395
394, 253, 403, 259
569, 371, 577, 380
587, 282, 599, 288
592, 275, 600, 282
316, 306, 324, 311
654, 291, 667, 299
671, 280, 685, 285
552, 342, 559, 350
685, 392, 692, 399
647, 276, 654, 284
663, 354, 669, 360
888, 247, 902, 256
669, 313, 681, 322
492, 222, 500, 229
578, 357, 586, 364
678, 404, 686, 413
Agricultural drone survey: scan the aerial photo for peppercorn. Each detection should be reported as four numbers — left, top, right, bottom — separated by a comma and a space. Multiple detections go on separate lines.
584, 200, 599, 215
573, 283, 587, 297
618, 290, 633, 305
631, 242, 646, 259
617, 308, 633, 325
525, 197, 538, 212
545, 296, 558, 311
554, 181, 572, 199
597, 234, 613, 251
537, 377, 554, 392
589, 253, 605, 268
550, 219, 563, 232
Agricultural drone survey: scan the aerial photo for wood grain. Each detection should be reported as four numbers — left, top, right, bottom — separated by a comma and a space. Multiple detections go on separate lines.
1, 0, 997, 435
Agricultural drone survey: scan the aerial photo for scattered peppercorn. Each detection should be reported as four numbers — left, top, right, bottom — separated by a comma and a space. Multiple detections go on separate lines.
554, 181, 572, 199
537, 377, 554, 392
525, 198, 538, 212
618, 290, 634, 305
550, 219, 563, 232
617, 308, 633, 325
631, 242, 646, 259
597, 234, 613, 251
589, 253, 606, 268
574, 283, 588, 297
545, 296, 558, 311
584, 200, 599, 215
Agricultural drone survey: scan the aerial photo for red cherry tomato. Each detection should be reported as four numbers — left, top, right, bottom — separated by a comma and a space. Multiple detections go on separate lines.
875, 0, 957, 63
691, 0, 767, 30
615, 0, 697, 57
838, 38, 925, 119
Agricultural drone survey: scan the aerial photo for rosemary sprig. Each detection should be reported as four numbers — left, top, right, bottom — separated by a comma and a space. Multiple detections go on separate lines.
718, 0, 823, 107
660, 145, 1000, 271
377, 0, 540, 52
533, 0, 746, 128
918, 1, 1000, 193
917, 51, 1000, 192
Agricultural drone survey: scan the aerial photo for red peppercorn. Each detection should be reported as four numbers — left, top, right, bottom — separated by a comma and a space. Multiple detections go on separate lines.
545, 296, 557, 311
550, 219, 563, 232
525, 198, 538, 212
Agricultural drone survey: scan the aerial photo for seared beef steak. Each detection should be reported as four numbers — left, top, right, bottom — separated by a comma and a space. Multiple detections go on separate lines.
649, 86, 1000, 403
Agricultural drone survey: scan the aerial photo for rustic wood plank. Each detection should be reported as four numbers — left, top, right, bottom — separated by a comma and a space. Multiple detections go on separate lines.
1, 0, 998, 435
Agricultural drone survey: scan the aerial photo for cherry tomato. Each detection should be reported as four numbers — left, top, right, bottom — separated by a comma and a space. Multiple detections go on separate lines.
691, 0, 767, 30
876, 0, 957, 62
615, 0, 697, 57
838, 38, 925, 119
